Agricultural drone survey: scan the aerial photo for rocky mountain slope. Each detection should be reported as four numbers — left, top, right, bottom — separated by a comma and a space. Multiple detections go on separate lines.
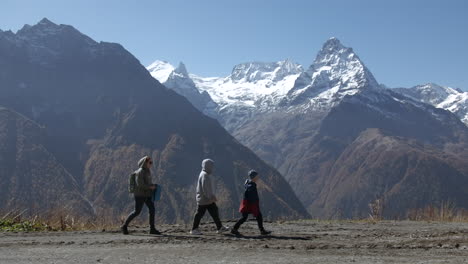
0, 18, 309, 222
0, 107, 94, 217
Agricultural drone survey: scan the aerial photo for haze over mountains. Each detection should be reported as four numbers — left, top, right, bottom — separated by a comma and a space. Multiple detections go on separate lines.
148, 38, 468, 218
0, 18, 309, 222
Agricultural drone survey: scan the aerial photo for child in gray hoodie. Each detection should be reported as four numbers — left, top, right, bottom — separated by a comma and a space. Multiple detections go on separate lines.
190, 159, 229, 235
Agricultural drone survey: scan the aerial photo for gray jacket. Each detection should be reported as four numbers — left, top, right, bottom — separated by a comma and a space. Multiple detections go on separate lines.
196, 159, 216, 205
134, 157, 153, 197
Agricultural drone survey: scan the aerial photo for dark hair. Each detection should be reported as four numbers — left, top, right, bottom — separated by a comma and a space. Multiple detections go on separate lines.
248, 170, 258, 179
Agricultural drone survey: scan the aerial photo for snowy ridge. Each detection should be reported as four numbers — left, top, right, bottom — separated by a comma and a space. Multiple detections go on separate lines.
394, 83, 468, 125
438, 92, 468, 124
192, 60, 303, 109
146, 37, 467, 127
148, 59, 304, 115
147, 38, 379, 114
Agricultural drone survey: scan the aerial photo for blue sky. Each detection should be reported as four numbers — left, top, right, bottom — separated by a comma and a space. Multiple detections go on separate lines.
1, 0, 467, 90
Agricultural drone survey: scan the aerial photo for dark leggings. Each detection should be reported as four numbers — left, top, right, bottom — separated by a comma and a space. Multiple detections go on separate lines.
233, 212, 264, 231
124, 196, 155, 228
192, 203, 222, 230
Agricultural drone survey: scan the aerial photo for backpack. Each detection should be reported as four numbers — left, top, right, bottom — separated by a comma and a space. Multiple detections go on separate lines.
128, 171, 137, 193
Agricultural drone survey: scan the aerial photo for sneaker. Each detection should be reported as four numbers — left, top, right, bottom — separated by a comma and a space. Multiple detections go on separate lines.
150, 228, 161, 235
190, 228, 203, 235
260, 230, 271, 235
217, 226, 230, 234
121, 225, 129, 235
230, 229, 241, 236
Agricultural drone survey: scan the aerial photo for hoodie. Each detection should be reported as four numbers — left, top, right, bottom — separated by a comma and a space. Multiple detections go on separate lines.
196, 159, 216, 205
133, 156, 153, 197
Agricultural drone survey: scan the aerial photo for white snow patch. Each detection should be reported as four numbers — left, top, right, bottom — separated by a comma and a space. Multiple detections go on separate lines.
147, 60, 175, 83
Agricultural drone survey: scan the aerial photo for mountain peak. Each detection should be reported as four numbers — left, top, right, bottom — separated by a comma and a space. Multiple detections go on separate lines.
308, 38, 379, 90
16, 18, 93, 45
174, 62, 189, 77
18, 18, 59, 33
313, 37, 355, 66
38, 17, 57, 27
321, 37, 345, 53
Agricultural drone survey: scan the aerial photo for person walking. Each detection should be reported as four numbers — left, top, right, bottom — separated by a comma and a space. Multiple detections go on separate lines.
231, 170, 271, 236
121, 156, 160, 235
190, 159, 229, 235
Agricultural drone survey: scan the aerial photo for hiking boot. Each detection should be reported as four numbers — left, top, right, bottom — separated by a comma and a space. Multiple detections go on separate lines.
121, 225, 129, 235
149, 228, 161, 235
230, 229, 241, 236
217, 226, 230, 234
190, 228, 203, 235
260, 229, 271, 235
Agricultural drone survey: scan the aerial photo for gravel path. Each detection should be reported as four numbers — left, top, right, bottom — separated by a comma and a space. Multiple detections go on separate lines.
1, 220, 468, 263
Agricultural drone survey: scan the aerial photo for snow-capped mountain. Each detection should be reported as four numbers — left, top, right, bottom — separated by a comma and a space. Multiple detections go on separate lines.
146, 37, 468, 218
147, 58, 304, 129
147, 60, 218, 117
147, 38, 389, 131
148, 38, 467, 128
394, 83, 468, 125
284, 37, 381, 111
148, 38, 382, 117
149, 59, 303, 108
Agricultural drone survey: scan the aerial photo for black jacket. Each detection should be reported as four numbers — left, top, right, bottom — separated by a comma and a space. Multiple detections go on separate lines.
243, 179, 259, 202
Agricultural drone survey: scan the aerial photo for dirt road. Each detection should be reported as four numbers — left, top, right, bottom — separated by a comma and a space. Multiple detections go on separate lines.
1, 220, 467, 263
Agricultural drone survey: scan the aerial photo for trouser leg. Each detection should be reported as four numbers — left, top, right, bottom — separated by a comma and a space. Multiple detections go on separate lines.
233, 213, 249, 230
207, 203, 223, 230
192, 205, 207, 230
144, 198, 156, 228
256, 212, 264, 231
124, 197, 145, 227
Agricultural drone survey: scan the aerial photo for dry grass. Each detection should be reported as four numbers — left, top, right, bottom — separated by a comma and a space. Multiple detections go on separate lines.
407, 201, 468, 222
0, 208, 122, 232
3, 201, 468, 233
367, 199, 468, 223
0, 206, 162, 232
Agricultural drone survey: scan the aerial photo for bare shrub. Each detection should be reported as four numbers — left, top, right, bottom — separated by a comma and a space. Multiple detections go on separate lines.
368, 198, 385, 221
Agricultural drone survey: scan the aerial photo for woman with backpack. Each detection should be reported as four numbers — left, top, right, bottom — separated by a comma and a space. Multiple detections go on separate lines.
121, 156, 160, 235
